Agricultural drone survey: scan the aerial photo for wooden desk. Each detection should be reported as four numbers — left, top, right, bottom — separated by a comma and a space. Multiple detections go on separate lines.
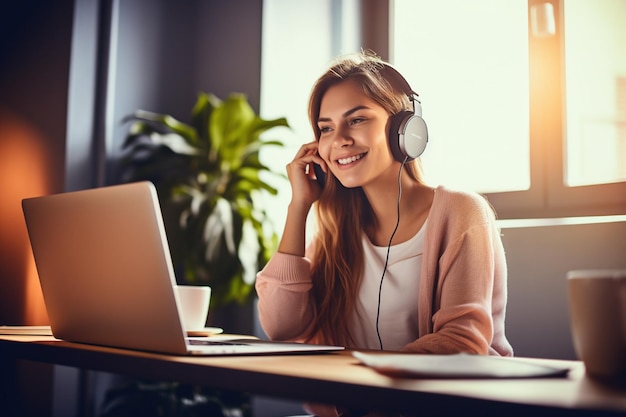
1, 334, 626, 416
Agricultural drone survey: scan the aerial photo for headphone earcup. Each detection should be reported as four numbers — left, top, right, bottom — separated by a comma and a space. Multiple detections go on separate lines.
388, 110, 428, 161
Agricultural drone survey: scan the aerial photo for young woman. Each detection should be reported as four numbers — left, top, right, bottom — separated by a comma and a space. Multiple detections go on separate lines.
256, 52, 513, 358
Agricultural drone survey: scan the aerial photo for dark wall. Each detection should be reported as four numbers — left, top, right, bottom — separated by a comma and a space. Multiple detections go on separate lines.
0, 0, 264, 326
0, 0, 74, 325
106, 0, 263, 184
0, 2, 75, 415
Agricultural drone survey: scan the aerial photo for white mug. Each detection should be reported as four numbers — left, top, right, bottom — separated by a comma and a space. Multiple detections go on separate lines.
567, 269, 626, 381
175, 285, 211, 331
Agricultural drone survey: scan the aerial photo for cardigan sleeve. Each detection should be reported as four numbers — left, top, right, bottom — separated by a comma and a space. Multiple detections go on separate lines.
403, 187, 513, 356
255, 250, 318, 342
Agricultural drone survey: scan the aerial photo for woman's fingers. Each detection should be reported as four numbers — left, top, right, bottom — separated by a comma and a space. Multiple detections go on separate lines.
285, 142, 327, 203
290, 142, 327, 176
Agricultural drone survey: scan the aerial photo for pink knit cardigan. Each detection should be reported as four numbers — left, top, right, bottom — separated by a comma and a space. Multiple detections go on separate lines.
256, 186, 514, 356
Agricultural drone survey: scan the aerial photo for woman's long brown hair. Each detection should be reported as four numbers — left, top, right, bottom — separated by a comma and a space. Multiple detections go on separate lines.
304, 52, 425, 347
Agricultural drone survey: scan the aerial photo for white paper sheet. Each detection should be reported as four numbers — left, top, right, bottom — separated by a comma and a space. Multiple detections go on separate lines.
353, 351, 570, 379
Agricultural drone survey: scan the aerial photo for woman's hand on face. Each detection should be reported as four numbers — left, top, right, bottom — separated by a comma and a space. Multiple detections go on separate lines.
286, 141, 327, 207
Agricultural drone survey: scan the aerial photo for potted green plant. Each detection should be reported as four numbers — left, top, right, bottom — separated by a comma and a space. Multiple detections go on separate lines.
119, 92, 287, 309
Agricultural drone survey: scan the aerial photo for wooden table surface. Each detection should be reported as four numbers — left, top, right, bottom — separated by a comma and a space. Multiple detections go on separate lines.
2, 334, 625, 416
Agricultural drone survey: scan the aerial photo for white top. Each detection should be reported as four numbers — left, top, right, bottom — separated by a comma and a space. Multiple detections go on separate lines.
351, 221, 426, 350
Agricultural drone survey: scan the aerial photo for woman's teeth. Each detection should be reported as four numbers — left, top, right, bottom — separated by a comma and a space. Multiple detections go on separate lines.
337, 153, 365, 165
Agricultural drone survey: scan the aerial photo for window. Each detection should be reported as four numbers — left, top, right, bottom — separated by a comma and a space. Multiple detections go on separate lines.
393, 0, 626, 218
392, 0, 530, 194
563, 0, 626, 187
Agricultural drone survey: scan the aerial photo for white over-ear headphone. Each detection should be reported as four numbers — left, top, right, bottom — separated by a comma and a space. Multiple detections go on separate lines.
381, 64, 429, 162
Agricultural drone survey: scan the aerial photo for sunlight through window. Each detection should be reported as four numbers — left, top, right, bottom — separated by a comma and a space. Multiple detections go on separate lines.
392, 0, 530, 193
563, 0, 626, 187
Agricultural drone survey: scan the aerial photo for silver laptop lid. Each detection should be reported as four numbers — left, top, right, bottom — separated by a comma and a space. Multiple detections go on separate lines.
22, 181, 189, 354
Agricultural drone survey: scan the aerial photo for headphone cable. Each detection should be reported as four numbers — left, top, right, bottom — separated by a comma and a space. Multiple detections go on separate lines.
375, 156, 408, 350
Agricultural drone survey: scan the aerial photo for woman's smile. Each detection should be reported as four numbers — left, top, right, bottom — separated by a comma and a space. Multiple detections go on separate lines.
336, 152, 367, 167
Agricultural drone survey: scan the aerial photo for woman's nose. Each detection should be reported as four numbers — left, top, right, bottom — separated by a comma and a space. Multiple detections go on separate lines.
333, 125, 353, 147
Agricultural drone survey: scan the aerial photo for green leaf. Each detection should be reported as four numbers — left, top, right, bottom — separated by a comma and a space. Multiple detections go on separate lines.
125, 110, 199, 143
203, 198, 236, 262
238, 220, 260, 286
209, 94, 255, 153
147, 133, 202, 156
191, 92, 220, 146
249, 117, 290, 137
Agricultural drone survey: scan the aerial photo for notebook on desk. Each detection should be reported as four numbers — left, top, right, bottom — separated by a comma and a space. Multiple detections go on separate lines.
22, 181, 343, 356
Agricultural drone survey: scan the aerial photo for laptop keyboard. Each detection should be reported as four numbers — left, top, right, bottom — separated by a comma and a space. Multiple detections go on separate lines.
188, 339, 249, 347
187, 338, 258, 354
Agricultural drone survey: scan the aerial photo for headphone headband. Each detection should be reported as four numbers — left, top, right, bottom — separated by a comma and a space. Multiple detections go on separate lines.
379, 63, 428, 162
380, 63, 419, 100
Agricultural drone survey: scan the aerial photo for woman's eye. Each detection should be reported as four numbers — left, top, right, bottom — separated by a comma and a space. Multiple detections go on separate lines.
319, 126, 332, 134
349, 117, 365, 126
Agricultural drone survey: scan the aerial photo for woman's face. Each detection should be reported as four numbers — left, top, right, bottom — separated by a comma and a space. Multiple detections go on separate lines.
316, 79, 397, 189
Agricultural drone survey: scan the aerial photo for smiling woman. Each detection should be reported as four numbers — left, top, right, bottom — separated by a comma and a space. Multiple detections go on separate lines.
255, 51, 513, 416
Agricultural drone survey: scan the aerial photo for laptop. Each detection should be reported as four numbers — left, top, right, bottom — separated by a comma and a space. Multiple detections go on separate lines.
22, 181, 343, 356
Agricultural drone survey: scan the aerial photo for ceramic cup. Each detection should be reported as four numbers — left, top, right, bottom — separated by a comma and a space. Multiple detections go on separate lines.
567, 269, 626, 381
175, 285, 211, 331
